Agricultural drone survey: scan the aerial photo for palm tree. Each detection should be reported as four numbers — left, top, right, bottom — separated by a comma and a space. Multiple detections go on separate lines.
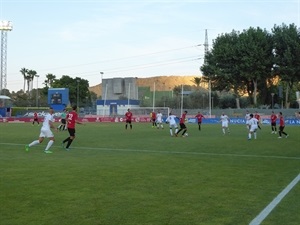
26, 70, 37, 95
44, 73, 56, 88
20, 68, 28, 91
192, 77, 202, 90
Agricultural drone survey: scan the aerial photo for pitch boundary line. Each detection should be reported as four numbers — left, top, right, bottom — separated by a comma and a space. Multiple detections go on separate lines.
249, 173, 300, 225
1, 142, 300, 160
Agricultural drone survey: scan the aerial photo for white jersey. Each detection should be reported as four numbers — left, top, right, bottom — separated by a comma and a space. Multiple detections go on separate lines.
249, 117, 258, 132
156, 113, 163, 123
40, 113, 55, 138
166, 115, 177, 125
42, 113, 55, 130
220, 114, 229, 127
245, 113, 251, 125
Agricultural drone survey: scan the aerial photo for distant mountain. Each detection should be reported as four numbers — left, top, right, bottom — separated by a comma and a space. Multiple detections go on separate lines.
89, 75, 200, 96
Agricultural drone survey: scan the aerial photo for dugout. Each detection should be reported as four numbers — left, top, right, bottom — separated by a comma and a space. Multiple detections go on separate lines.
0, 95, 12, 117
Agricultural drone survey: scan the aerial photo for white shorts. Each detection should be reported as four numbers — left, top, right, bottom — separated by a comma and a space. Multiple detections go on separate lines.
250, 125, 258, 132
169, 123, 178, 129
222, 121, 228, 127
39, 128, 54, 138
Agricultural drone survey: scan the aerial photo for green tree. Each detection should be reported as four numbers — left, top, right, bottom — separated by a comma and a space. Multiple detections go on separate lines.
20, 68, 28, 92
52, 75, 90, 107
201, 30, 245, 108
272, 23, 300, 108
237, 27, 274, 106
44, 73, 56, 88
26, 70, 37, 95
192, 77, 202, 90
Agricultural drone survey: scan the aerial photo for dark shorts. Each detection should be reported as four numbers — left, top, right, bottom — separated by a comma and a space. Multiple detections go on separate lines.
68, 128, 76, 137
126, 120, 132, 124
271, 122, 276, 126
198, 122, 202, 125
34, 118, 38, 121
179, 123, 186, 129
61, 119, 66, 124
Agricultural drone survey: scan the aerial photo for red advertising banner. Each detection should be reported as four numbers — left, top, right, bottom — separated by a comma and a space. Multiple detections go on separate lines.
0, 117, 152, 123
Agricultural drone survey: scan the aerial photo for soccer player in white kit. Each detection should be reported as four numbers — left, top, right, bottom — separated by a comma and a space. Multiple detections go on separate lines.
166, 113, 178, 136
220, 112, 230, 135
245, 110, 251, 130
156, 111, 164, 129
25, 108, 56, 153
248, 114, 258, 140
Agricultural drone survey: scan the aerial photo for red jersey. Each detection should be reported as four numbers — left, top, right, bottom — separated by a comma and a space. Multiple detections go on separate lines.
195, 113, 204, 122
271, 114, 277, 123
34, 112, 38, 119
254, 114, 260, 121
67, 111, 78, 129
279, 116, 285, 126
179, 113, 186, 124
125, 111, 133, 121
151, 112, 156, 119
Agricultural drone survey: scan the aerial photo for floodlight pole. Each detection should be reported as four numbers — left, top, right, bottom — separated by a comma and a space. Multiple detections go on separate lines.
77, 79, 80, 109
103, 83, 108, 117
100, 71, 104, 84
0, 21, 12, 94
271, 93, 275, 109
152, 82, 155, 111
128, 83, 131, 108
35, 75, 39, 107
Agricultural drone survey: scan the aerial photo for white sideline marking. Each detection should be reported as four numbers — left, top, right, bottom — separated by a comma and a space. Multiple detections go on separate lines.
1, 142, 300, 160
249, 173, 300, 225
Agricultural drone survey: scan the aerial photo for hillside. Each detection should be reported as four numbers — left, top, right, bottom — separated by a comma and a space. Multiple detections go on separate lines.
89, 75, 200, 96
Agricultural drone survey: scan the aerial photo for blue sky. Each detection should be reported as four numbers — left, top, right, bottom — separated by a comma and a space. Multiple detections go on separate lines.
1, 0, 299, 91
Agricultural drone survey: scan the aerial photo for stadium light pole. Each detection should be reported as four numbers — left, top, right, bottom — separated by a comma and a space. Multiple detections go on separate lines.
128, 83, 131, 108
0, 20, 13, 94
180, 85, 183, 116
35, 75, 39, 107
100, 71, 104, 84
103, 82, 108, 117
152, 82, 155, 111
208, 80, 211, 117
271, 93, 274, 109
77, 79, 80, 108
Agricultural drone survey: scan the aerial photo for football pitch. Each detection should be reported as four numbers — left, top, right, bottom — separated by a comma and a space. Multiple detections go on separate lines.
0, 122, 299, 225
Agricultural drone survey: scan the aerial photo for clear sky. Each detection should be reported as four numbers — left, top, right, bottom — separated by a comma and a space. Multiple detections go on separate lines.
0, 0, 299, 91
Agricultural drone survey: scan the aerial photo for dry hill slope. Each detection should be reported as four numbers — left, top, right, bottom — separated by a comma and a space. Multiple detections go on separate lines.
89, 75, 199, 96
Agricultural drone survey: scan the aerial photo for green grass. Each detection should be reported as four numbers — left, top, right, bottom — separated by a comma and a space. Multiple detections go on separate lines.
0, 122, 299, 225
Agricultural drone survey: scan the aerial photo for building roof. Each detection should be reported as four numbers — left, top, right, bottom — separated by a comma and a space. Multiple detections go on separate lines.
0, 95, 11, 100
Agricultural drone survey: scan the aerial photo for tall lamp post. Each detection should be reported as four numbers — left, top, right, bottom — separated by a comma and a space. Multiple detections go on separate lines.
0, 20, 13, 94
100, 72, 104, 84
271, 93, 275, 109
77, 79, 80, 109
35, 75, 39, 107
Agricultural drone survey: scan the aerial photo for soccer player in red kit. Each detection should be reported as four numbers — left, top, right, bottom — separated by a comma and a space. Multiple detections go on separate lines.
176, 111, 188, 137
195, 111, 205, 131
151, 111, 157, 128
125, 108, 133, 130
32, 111, 40, 126
270, 111, 277, 134
62, 105, 83, 150
278, 112, 288, 138
254, 111, 261, 130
